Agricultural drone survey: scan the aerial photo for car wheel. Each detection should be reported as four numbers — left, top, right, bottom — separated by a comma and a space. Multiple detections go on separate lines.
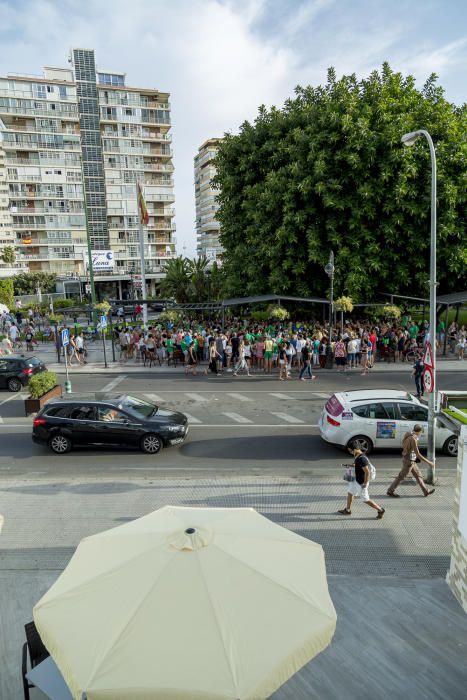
347, 435, 374, 454
443, 435, 458, 457
48, 434, 72, 454
7, 377, 22, 392
140, 433, 162, 454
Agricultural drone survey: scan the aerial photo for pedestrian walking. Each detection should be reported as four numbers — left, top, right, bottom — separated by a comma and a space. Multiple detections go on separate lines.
185, 341, 198, 376
233, 340, 251, 377
387, 425, 435, 498
278, 344, 288, 381
338, 448, 385, 519
299, 341, 316, 381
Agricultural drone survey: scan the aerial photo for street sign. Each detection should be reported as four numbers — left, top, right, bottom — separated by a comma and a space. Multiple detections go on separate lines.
423, 366, 434, 393
100, 315, 108, 329
423, 341, 435, 368
61, 328, 69, 347
85, 284, 91, 294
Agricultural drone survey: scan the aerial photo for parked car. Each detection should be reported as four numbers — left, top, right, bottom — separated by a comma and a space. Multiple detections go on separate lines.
32, 394, 189, 454
319, 389, 458, 456
0, 355, 47, 392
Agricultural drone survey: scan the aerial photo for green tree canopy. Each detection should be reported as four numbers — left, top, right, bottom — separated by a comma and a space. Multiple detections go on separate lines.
214, 64, 466, 301
13, 271, 57, 295
1, 246, 16, 265
0, 278, 14, 309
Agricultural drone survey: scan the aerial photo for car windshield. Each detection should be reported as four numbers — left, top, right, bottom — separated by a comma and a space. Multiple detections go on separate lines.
119, 395, 157, 418
27, 357, 41, 367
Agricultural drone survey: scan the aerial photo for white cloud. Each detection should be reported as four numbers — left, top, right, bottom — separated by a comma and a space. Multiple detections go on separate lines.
0, 0, 465, 255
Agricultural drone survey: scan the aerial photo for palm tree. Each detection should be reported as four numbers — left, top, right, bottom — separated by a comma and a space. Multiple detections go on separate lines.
160, 256, 191, 303
187, 256, 209, 301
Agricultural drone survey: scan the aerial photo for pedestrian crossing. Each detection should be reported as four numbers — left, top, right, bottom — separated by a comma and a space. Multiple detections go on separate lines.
0, 389, 326, 428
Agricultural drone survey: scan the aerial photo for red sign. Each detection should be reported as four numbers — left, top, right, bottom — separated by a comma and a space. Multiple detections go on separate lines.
423, 342, 435, 368
422, 366, 434, 394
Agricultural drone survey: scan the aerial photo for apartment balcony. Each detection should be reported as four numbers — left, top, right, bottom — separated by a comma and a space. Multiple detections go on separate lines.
0, 105, 78, 119
15, 237, 87, 246
10, 206, 83, 215
7, 174, 42, 183
141, 131, 172, 142
141, 163, 174, 172
13, 220, 85, 229
0, 261, 28, 276
18, 253, 81, 261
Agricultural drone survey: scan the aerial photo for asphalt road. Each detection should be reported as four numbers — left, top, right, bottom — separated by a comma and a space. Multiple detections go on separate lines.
0, 370, 462, 479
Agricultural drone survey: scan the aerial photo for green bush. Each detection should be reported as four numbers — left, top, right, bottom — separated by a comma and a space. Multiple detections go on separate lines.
251, 310, 269, 322
28, 371, 58, 399
55, 299, 80, 309
0, 278, 14, 309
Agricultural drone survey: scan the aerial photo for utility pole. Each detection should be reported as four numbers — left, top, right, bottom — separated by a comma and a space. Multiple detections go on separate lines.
324, 251, 335, 369
136, 181, 148, 329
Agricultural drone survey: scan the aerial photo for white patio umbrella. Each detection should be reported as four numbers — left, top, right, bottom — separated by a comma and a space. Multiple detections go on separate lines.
34, 506, 336, 700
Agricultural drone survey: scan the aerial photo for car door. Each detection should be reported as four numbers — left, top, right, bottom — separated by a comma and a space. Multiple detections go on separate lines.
372, 402, 399, 448
96, 405, 140, 446
0, 360, 9, 388
67, 404, 99, 444
396, 402, 429, 446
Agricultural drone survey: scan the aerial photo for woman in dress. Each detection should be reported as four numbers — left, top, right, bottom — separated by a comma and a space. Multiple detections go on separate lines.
185, 341, 198, 376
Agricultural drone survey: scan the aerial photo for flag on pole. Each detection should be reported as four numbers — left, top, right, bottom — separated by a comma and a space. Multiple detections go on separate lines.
137, 182, 149, 225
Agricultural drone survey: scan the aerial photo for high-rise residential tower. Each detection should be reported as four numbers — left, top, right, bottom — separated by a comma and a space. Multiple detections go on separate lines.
194, 138, 223, 264
0, 49, 175, 298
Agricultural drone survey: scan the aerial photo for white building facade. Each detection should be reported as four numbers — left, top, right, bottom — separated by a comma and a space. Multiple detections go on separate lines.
194, 138, 223, 264
0, 49, 175, 299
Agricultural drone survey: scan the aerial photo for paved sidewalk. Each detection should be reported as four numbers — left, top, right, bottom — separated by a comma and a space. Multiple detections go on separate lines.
26, 341, 467, 374
1, 473, 466, 698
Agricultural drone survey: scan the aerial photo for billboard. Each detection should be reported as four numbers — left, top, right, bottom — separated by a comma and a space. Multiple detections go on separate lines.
205, 248, 217, 261
87, 250, 114, 271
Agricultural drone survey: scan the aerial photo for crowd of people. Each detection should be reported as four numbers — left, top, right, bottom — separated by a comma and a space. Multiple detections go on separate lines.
111, 315, 467, 378
1, 306, 466, 373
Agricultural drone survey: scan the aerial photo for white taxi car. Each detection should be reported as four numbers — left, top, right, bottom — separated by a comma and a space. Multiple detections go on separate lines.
319, 389, 458, 456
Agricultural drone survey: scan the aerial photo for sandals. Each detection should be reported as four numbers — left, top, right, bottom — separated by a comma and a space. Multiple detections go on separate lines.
337, 508, 352, 516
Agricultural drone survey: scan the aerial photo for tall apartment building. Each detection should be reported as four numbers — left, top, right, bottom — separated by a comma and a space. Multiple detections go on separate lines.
1, 146, 26, 279
0, 48, 175, 299
194, 138, 223, 263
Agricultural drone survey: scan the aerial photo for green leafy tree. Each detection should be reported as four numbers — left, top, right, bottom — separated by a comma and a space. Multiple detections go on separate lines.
207, 261, 226, 300
13, 271, 57, 295
160, 256, 191, 303
0, 278, 14, 309
214, 64, 466, 301
1, 246, 16, 265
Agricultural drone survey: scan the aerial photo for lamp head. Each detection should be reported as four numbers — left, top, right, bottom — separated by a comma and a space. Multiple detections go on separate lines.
401, 131, 421, 147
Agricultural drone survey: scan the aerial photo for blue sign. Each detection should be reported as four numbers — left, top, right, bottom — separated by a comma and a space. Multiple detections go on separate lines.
100, 315, 108, 329
61, 328, 69, 347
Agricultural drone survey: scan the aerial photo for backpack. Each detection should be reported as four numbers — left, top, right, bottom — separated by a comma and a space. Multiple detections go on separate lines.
367, 461, 376, 481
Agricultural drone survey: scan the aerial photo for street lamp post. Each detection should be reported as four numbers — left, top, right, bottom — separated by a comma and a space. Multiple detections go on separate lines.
401, 130, 437, 483
324, 251, 335, 369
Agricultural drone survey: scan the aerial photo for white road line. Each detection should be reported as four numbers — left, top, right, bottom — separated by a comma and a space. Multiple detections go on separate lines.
222, 412, 253, 424
269, 393, 295, 400
182, 412, 202, 424
225, 393, 252, 402
144, 393, 165, 403
184, 393, 208, 403
0, 415, 3, 423
270, 412, 305, 424
101, 375, 127, 392
312, 392, 331, 399
0, 392, 27, 406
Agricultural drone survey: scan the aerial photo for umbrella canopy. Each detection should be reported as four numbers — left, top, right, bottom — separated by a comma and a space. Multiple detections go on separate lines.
34, 506, 336, 700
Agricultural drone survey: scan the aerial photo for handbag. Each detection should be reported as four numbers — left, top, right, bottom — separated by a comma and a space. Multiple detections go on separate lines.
343, 465, 355, 482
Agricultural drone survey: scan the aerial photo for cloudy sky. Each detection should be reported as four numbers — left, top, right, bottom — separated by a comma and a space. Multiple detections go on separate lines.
1, 0, 466, 255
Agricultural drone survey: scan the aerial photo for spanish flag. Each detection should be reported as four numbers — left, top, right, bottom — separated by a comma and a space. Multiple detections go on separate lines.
137, 182, 149, 226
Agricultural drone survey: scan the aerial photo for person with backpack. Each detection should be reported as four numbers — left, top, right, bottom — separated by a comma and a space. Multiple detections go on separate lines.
338, 447, 385, 519
412, 352, 425, 398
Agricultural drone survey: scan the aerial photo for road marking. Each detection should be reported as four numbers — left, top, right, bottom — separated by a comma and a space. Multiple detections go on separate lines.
225, 393, 252, 402
182, 412, 202, 424
144, 393, 165, 403
222, 412, 253, 424
0, 415, 3, 423
0, 392, 26, 406
184, 393, 208, 403
101, 375, 127, 392
269, 393, 295, 400
312, 392, 331, 399
270, 412, 305, 424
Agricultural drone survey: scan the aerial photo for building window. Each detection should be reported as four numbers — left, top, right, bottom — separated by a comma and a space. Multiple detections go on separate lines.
59, 85, 67, 99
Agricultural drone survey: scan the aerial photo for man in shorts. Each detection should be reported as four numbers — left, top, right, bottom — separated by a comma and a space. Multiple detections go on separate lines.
338, 447, 385, 518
